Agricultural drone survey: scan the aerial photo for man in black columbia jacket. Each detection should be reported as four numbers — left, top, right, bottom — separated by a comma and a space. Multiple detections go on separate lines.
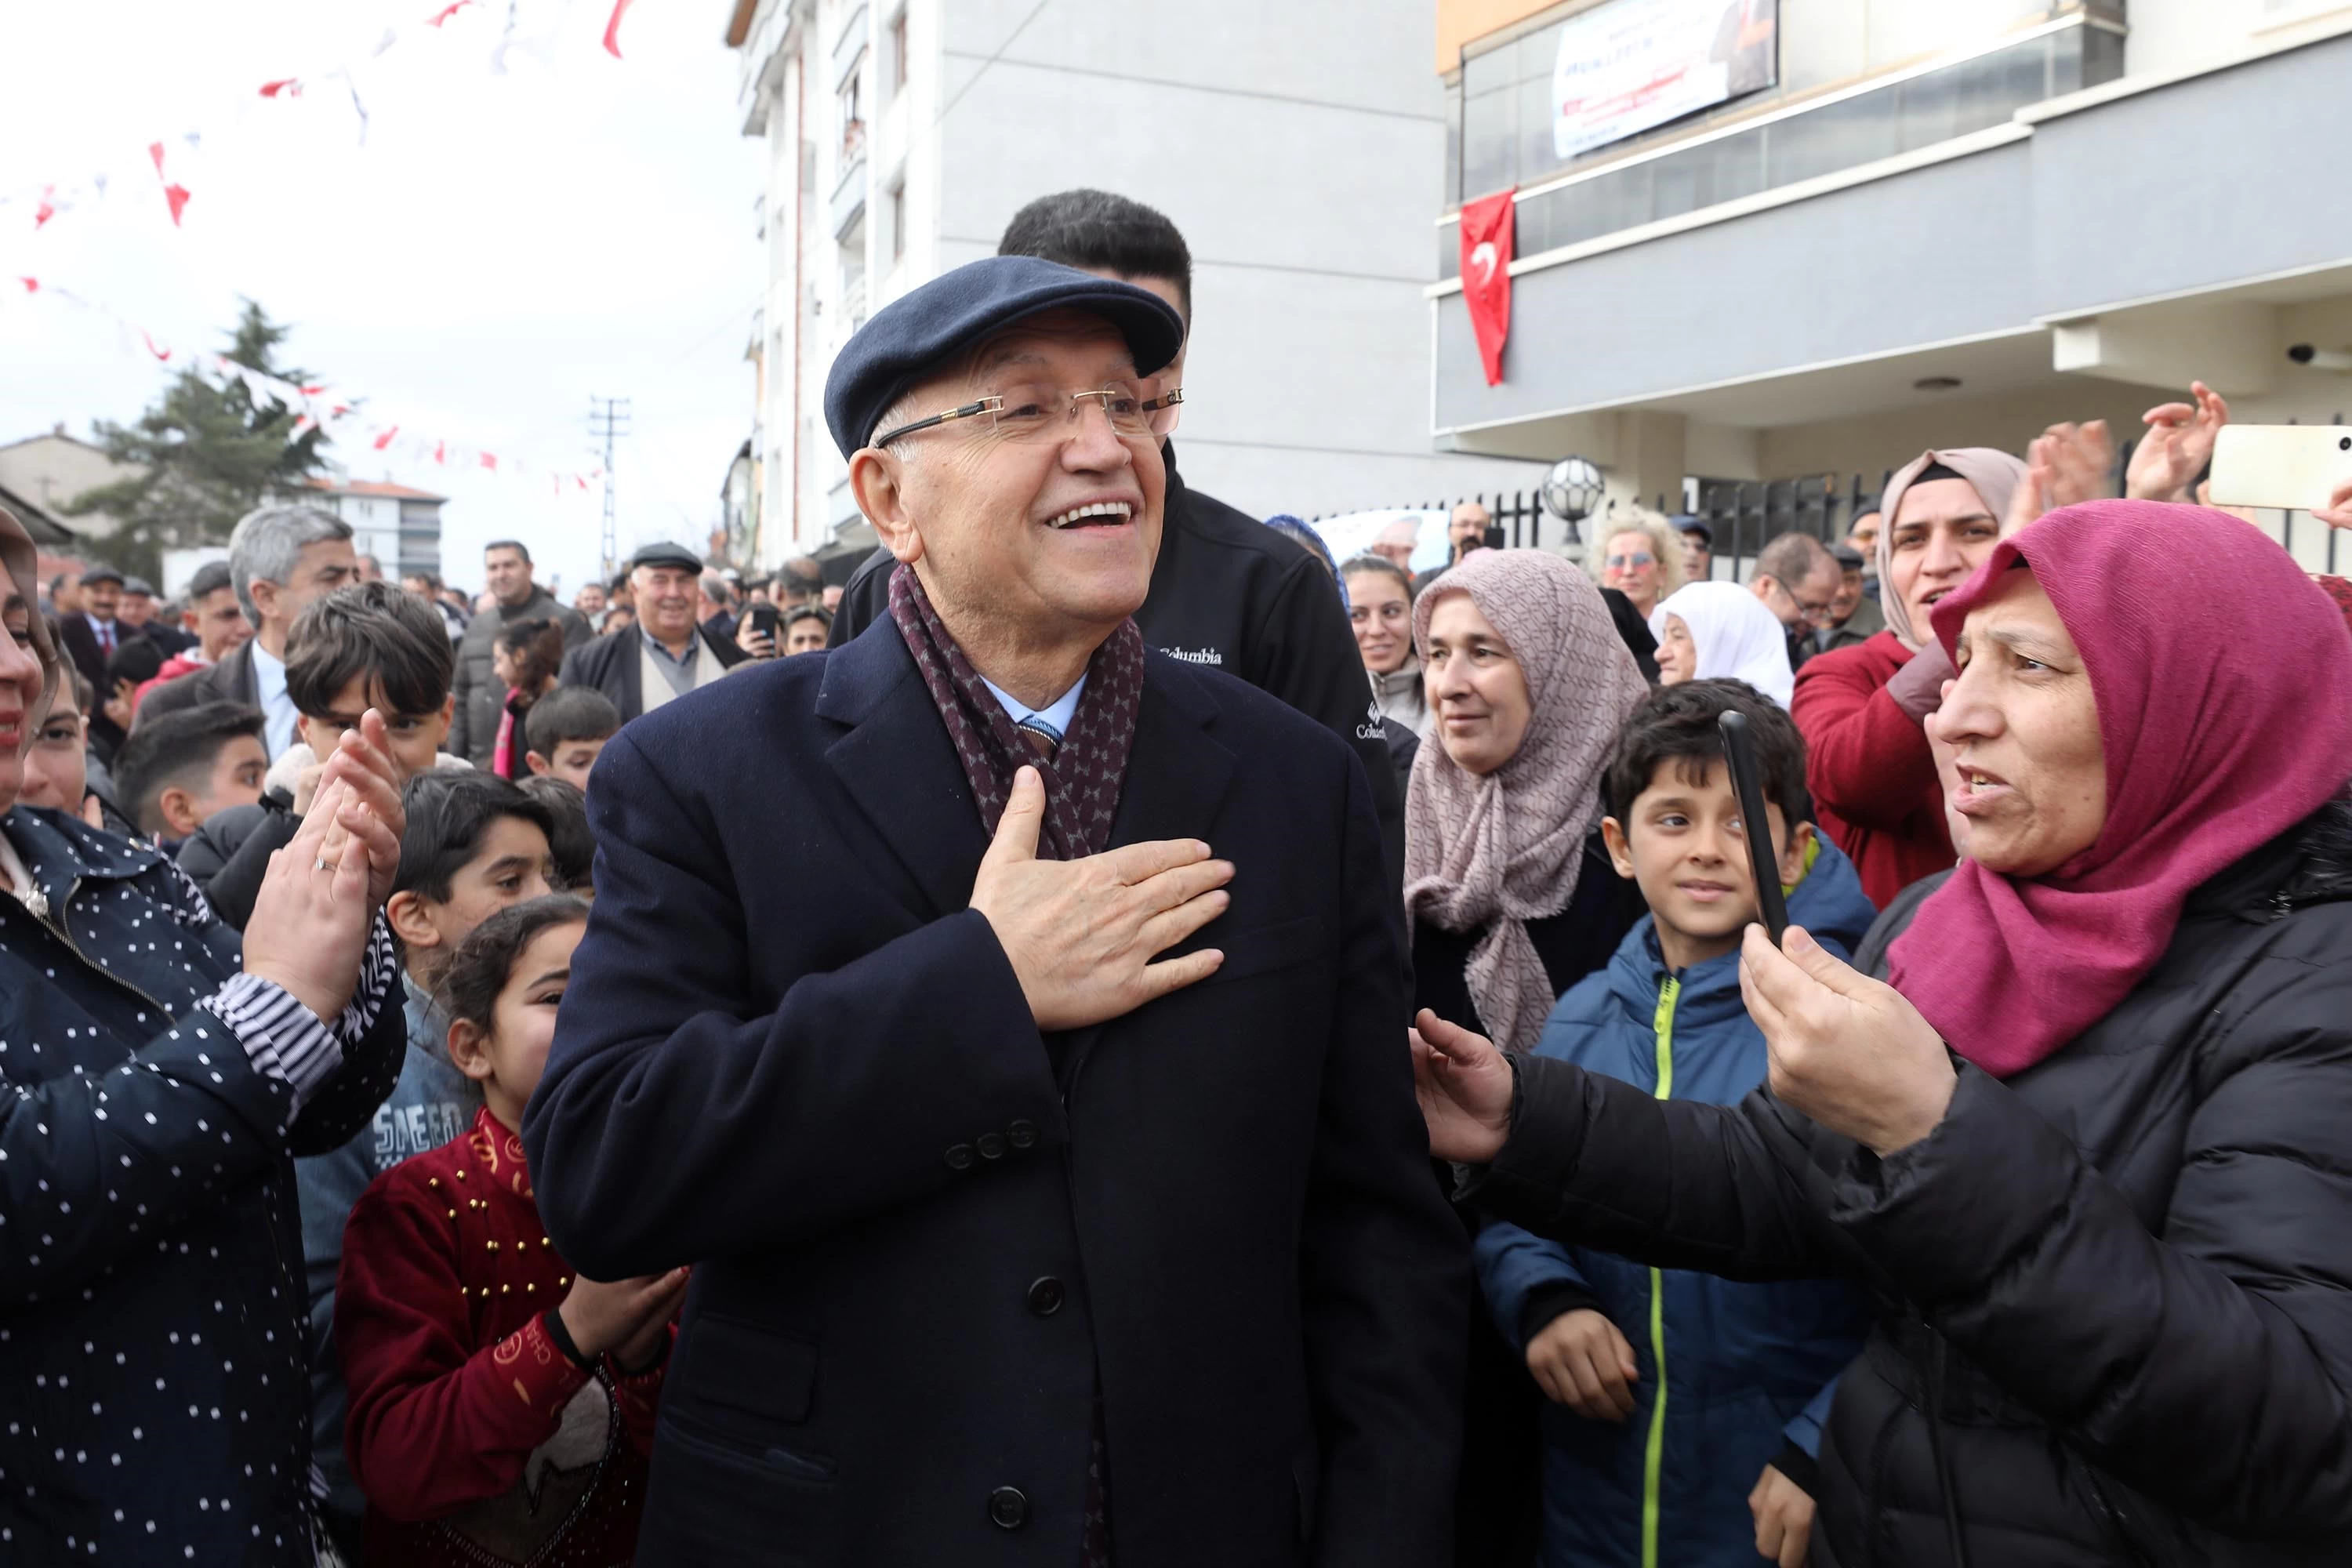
831, 190, 1403, 880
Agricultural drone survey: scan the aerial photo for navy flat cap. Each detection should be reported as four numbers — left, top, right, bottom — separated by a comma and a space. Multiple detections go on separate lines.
627, 541, 704, 572
823, 256, 1185, 459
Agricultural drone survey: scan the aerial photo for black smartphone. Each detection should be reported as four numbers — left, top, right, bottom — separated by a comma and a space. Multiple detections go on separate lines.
747, 603, 781, 640
1482, 524, 1507, 550
1717, 710, 1790, 946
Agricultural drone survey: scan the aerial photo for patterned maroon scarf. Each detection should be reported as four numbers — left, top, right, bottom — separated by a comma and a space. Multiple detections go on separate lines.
886, 562, 1144, 861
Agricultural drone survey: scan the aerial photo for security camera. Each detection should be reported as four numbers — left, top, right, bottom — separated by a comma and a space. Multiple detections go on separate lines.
2287, 343, 2352, 373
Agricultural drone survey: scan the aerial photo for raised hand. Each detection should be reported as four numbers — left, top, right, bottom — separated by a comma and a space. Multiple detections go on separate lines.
968, 766, 1232, 1032
311, 710, 406, 909
2002, 437, 2056, 538
243, 776, 377, 1022
1409, 1008, 1515, 1163
1525, 1307, 1638, 1421
1737, 924, 1956, 1156
2043, 419, 2115, 510
2004, 421, 2117, 536
2127, 381, 2230, 504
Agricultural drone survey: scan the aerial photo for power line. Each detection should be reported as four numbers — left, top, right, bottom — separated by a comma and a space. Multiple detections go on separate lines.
587, 394, 630, 580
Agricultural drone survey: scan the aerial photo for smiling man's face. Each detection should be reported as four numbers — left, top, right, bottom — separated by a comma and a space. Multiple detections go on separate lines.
861, 309, 1166, 655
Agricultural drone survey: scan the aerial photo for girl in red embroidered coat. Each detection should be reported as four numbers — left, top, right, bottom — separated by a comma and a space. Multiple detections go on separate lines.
338, 895, 688, 1567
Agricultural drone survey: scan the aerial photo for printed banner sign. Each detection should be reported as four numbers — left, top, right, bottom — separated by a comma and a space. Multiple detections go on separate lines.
1552, 0, 1777, 162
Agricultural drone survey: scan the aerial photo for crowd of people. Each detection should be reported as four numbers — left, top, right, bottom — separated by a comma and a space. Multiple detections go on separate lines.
3, 185, 2352, 1568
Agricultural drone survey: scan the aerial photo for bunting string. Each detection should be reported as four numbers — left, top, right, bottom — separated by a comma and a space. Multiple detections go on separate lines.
5, 273, 604, 497
0, 0, 630, 237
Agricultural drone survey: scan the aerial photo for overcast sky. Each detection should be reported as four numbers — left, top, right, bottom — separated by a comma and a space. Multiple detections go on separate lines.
0, 0, 759, 598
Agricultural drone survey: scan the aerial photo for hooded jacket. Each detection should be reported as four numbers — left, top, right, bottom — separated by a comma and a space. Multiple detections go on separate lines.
1476, 837, 1877, 1567
1469, 802, 2352, 1567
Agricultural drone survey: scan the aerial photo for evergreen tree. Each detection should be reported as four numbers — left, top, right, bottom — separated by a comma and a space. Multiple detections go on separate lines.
67, 299, 334, 583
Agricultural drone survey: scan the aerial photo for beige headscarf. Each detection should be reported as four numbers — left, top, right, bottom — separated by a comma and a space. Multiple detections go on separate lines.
0, 503, 63, 739
1875, 448, 2029, 649
1404, 550, 1650, 1054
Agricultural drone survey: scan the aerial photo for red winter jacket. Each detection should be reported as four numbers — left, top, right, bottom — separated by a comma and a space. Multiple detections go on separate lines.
1791, 630, 1954, 909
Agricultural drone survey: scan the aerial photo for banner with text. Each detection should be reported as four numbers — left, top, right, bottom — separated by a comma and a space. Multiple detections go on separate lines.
1552, 0, 1777, 162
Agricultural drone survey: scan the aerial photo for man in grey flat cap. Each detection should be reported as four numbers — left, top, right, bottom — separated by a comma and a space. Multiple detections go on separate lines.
556, 540, 752, 724
526, 255, 1465, 1567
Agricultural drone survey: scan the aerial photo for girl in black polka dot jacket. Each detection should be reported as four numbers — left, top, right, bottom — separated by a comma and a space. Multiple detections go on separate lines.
0, 503, 409, 1566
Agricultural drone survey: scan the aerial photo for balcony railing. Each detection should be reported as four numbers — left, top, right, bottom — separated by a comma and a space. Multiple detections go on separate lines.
1441, 13, 2121, 278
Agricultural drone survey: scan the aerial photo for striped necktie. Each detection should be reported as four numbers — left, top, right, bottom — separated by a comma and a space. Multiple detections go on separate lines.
1014, 717, 1061, 762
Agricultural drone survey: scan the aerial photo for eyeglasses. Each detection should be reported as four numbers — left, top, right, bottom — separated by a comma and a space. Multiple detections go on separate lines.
1604, 551, 1656, 569
1762, 578, 1836, 620
873, 382, 1185, 448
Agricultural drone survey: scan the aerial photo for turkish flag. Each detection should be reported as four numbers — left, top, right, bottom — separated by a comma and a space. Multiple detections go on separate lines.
1459, 187, 1515, 387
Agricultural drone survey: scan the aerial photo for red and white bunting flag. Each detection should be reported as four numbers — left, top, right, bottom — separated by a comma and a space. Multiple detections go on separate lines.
426, 0, 474, 27
479, 452, 497, 471
33, 187, 55, 230
601, 0, 637, 58
139, 328, 172, 361
146, 142, 192, 227
260, 79, 302, 99
373, 426, 399, 451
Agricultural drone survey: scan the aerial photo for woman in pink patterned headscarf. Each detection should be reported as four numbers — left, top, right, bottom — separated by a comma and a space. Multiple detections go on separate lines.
1405, 546, 1652, 1056
1403, 546, 1653, 1568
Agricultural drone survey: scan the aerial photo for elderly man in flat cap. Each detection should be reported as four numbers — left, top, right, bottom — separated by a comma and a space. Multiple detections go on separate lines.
525, 256, 1465, 1566
557, 539, 753, 724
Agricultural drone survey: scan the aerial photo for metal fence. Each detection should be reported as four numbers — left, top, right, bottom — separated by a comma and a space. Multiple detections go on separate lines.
1376, 418, 2349, 582
1368, 491, 1554, 550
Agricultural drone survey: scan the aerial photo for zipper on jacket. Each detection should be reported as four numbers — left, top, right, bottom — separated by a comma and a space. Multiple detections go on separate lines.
38, 875, 174, 1017
1639, 976, 1679, 1568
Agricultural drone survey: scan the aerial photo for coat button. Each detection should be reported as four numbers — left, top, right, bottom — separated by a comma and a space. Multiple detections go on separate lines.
988, 1485, 1029, 1530
976, 1132, 1007, 1161
945, 1144, 975, 1171
1007, 1119, 1037, 1151
1025, 1276, 1065, 1317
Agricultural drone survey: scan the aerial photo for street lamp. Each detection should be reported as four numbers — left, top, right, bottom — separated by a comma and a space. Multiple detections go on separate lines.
1543, 456, 1604, 549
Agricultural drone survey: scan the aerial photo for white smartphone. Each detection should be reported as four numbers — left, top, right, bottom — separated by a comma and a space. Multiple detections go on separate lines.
2209, 425, 2352, 511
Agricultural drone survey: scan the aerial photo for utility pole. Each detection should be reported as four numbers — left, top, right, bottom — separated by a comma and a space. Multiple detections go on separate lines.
588, 395, 631, 580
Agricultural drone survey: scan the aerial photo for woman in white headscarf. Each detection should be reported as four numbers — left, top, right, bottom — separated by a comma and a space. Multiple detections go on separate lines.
1647, 579, 1795, 706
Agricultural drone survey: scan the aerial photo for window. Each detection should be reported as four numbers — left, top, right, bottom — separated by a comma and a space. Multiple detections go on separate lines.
839, 61, 864, 162
888, 10, 909, 102
890, 181, 906, 264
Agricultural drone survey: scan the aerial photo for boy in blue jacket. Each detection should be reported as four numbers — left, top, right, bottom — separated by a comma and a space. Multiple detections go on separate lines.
1475, 680, 1877, 1568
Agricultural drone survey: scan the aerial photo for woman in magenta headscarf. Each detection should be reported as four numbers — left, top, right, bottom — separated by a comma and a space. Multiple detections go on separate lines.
1410, 501, 2352, 1566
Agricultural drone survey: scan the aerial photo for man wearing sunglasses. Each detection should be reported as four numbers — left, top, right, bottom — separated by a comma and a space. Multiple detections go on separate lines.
832, 190, 1406, 888
528, 256, 1465, 1567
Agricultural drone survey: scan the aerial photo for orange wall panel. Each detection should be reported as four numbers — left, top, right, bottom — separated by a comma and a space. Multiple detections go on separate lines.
1434, 0, 1562, 74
